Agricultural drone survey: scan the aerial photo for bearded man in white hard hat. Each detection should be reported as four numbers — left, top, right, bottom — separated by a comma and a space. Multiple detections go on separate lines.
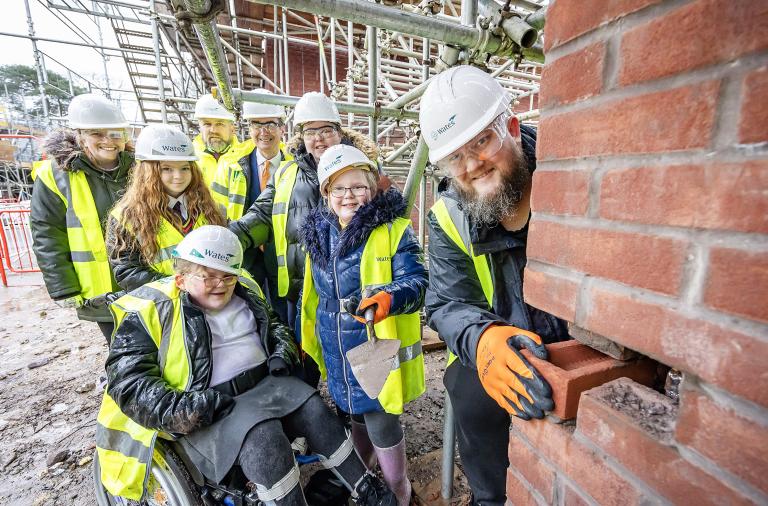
420, 65, 570, 505
230, 92, 379, 364
209, 89, 295, 324
30, 93, 134, 342
192, 93, 253, 186
95, 225, 399, 506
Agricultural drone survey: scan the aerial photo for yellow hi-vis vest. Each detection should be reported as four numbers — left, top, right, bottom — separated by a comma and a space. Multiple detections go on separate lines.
300, 217, 426, 415
34, 160, 113, 299
193, 134, 249, 189
109, 205, 209, 276
210, 141, 294, 220
271, 160, 301, 297
95, 275, 264, 500
430, 197, 494, 367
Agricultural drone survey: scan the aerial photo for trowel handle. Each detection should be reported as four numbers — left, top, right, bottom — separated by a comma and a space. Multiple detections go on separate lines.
364, 307, 377, 343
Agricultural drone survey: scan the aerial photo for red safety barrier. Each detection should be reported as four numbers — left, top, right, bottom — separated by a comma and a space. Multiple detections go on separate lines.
0, 208, 40, 286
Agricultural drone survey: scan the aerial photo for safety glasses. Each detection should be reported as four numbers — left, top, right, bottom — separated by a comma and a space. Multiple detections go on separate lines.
189, 273, 238, 288
302, 125, 339, 140
434, 115, 508, 178
248, 120, 281, 132
82, 129, 127, 141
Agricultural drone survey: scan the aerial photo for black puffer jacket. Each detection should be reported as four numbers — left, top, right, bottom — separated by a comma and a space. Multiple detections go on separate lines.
230, 128, 379, 302
105, 282, 300, 435
425, 125, 570, 367
30, 129, 134, 321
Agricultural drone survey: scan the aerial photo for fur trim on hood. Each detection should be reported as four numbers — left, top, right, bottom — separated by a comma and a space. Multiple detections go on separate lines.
300, 187, 406, 270
42, 128, 135, 171
285, 127, 380, 160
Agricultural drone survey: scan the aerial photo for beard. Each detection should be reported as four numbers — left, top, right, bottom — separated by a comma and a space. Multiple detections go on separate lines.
205, 136, 230, 153
451, 142, 531, 228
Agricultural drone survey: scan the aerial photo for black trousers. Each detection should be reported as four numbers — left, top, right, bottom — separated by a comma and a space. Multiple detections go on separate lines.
444, 360, 509, 506
97, 321, 114, 345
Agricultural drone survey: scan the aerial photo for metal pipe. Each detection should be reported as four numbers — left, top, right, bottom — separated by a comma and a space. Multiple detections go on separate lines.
237, 89, 419, 121
182, 0, 237, 113
22, 0, 49, 124
367, 26, 379, 139
330, 18, 337, 86
461, 0, 478, 27
282, 8, 291, 96
522, 41, 545, 64
228, 0, 244, 91
501, 16, 538, 49
441, 394, 456, 500
220, 38, 284, 94
384, 136, 417, 163
251, 0, 492, 51
388, 78, 431, 109
93, 10, 112, 99
401, 137, 429, 214
346, 20, 354, 128
525, 5, 546, 31
150, 0, 167, 122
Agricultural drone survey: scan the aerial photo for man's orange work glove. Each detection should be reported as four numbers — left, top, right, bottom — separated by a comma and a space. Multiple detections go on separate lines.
344, 288, 392, 324
476, 325, 553, 420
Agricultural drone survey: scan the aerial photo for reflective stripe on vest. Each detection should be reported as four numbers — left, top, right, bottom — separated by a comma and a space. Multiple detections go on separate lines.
35, 160, 113, 299
110, 205, 209, 277
430, 197, 494, 367
271, 160, 300, 297
300, 217, 426, 415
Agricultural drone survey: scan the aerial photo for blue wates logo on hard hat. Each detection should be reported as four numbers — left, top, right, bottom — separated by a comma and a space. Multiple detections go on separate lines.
327, 153, 344, 170
431, 114, 457, 141
205, 248, 235, 262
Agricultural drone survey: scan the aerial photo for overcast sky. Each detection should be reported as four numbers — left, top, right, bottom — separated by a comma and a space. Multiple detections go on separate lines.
0, 0, 142, 122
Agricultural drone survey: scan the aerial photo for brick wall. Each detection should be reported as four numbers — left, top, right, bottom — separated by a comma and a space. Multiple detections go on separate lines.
513, 0, 768, 504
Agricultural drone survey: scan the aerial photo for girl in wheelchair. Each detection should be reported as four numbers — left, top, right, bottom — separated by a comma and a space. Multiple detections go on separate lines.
95, 225, 398, 506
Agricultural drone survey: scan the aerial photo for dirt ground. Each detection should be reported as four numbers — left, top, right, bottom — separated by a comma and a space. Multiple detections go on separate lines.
0, 276, 470, 505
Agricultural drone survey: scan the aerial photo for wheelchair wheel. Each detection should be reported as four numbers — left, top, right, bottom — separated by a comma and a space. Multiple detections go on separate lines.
93, 440, 203, 506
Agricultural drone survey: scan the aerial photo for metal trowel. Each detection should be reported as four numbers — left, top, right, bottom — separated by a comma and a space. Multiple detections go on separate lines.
345, 307, 401, 399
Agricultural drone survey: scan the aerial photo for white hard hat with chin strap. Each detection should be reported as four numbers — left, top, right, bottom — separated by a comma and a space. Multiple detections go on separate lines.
194, 94, 236, 122
135, 124, 198, 161
243, 88, 286, 121
293, 92, 340, 129
419, 65, 511, 164
68, 93, 129, 129
317, 144, 378, 196
172, 225, 243, 275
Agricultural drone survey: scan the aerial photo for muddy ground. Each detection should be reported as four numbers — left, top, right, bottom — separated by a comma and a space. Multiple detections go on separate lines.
0, 277, 470, 505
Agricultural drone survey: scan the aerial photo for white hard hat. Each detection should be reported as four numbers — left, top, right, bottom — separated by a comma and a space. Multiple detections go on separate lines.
194, 94, 236, 122
243, 89, 286, 120
68, 93, 129, 129
293, 92, 340, 128
135, 124, 197, 162
318, 144, 377, 196
419, 66, 511, 163
173, 225, 243, 275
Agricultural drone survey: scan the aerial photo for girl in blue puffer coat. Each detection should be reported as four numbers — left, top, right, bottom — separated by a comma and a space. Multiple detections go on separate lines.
300, 144, 427, 506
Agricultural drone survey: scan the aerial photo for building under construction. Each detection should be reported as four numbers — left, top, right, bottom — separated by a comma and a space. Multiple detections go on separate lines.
0, 0, 765, 505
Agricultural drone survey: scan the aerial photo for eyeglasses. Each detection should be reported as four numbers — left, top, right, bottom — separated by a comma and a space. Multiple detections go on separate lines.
434, 115, 508, 177
302, 125, 339, 140
249, 121, 281, 132
329, 185, 370, 198
189, 273, 238, 288
82, 129, 127, 141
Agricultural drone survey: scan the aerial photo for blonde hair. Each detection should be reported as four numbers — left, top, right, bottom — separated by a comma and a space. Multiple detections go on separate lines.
109, 160, 226, 265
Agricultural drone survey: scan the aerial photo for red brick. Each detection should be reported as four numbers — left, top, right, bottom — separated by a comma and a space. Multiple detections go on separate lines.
599, 161, 768, 233
523, 265, 580, 322
544, 0, 662, 51
506, 469, 541, 506
583, 286, 768, 407
537, 80, 720, 160
675, 384, 768, 495
619, 0, 768, 86
520, 341, 656, 420
563, 484, 590, 506
508, 438, 556, 503
739, 66, 768, 144
531, 170, 590, 216
578, 379, 753, 504
704, 247, 768, 323
540, 42, 605, 108
527, 220, 688, 295
510, 419, 645, 505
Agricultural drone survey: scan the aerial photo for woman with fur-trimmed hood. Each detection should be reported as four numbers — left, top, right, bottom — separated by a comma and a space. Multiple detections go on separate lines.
298, 144, 427, 506
229, 93, 379, 359
30, 94, 134, 341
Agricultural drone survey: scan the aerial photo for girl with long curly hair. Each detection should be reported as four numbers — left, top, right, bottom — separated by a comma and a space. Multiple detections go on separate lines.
108, 124, 226, 292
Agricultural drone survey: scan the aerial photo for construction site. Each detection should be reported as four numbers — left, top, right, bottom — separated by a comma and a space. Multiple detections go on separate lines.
0, 0, 766, 505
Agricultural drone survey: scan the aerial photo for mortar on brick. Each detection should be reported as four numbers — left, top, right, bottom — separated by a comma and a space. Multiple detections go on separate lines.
592, 378, 678, 441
